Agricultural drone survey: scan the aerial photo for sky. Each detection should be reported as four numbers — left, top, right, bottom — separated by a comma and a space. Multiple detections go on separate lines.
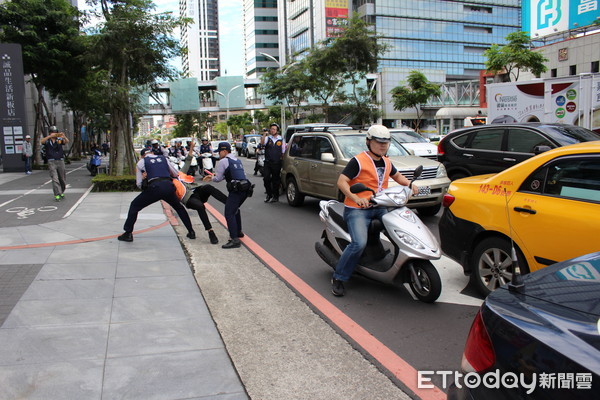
79, 0, 245, 76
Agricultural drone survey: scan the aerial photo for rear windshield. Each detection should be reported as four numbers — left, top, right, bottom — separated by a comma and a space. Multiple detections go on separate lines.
542, 126, 600, 145
336, 135, 410, 159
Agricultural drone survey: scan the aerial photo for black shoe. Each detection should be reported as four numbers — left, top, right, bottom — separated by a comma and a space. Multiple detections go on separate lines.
331, 279, 345, 297
222, 239, 241, 249
237, 232, 245, 238
118, 232, 133, 242
187, 231, 196, 239
269, 197, 279, 203
264, 195, 272, 203
253, 172, 258, 176
208, 230, 218, 244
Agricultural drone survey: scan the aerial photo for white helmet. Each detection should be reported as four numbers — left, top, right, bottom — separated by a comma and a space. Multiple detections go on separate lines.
366, 125, 391, 143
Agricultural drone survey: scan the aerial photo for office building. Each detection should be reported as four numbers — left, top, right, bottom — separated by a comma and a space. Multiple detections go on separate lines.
180, 0, 221, 80
243, 0, 280, 78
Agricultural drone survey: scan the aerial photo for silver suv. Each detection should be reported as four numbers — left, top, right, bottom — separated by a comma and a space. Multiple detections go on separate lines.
281, 130, 450, 216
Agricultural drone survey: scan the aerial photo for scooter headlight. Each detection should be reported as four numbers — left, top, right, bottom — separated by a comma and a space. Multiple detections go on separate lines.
385, 191, 408, 206
394, 230, 426, 250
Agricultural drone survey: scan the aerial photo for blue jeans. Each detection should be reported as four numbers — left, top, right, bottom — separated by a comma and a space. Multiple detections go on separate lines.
333, 207, 388, 282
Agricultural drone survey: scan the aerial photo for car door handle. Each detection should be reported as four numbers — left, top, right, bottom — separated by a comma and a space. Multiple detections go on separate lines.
514, 207, 536, 214
310, 164, 318, 169
463, 153, 473, 158
503, 158, 516, 162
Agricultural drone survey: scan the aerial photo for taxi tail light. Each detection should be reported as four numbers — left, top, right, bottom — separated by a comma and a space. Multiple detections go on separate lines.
461, 310, 495, 373
442, 193, 455, 208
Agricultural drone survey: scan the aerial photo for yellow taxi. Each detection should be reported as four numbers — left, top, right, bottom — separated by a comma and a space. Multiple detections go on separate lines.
439, 141, 600, 295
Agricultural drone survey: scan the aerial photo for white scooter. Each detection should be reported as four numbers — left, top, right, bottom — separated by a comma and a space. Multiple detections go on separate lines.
315, 166, 442, 303
200, 152, 214, 176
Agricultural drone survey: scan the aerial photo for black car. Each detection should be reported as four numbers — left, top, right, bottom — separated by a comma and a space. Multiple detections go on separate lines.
437, 123, 600, 180
449, 252, 600, 400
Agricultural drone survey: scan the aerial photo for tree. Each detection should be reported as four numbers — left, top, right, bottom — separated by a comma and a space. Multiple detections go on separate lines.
390, 70, 441, 131
85, 0, 187, 175
0, 0, 87, 164
260, 62, 311, 125
171, 113, 215, 139
484, 31, 548, 82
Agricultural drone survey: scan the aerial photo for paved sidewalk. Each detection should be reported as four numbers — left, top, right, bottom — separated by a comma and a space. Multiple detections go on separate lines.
0, 192, 247, 400
0, 189, 414, 400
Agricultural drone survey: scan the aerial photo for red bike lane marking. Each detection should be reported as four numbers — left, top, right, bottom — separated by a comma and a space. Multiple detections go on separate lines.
205, 203, 446, 400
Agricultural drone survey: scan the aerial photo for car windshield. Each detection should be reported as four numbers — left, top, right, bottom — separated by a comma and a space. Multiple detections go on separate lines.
336, 135, 410, 158
542, 126, 600, 145
391, 131, 428, 143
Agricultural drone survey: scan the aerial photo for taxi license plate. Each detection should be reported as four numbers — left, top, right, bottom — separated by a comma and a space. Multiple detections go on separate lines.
415, 186, 431, 197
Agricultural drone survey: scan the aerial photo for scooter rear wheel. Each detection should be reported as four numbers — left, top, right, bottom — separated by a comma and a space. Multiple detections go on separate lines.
407, 260, 441, 303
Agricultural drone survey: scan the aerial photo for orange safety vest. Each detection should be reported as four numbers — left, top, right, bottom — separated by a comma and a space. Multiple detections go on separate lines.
173, 171, 194, 200
344, 151, 393, 209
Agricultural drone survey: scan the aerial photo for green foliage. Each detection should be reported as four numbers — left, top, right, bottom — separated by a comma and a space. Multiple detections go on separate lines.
390, 70, 441, 130
91, 174, 139, 192
484, 31, 548, 81
227, 113, 254, 137
0, 0, 86, 96
172, 113, 215, 138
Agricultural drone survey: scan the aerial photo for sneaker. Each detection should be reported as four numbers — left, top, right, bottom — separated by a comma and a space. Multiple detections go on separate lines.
269, 197, 279, 203
55, 195, 61, 202
208, 230, 218, 244
221, 239, 241, 249
264, 195, 272, 203
331, 279, 345, 297
187, 231, 196, 239
118, 232, 133, 242
59, 194, 65, 199
26, 171, 32, 175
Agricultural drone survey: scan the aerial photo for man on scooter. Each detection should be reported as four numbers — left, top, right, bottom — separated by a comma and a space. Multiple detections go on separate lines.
331, 125, 419, 297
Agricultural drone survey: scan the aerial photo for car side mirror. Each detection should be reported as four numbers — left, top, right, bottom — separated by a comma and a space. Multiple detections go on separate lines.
533, 145, 552, 155
320, 152, 335, 162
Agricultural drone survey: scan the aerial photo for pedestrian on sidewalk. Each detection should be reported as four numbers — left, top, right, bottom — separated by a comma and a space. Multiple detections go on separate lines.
40, 126, 69, 201
174, 139, 228, 244
22, 135, 33, 175
203, 142, 254, 249
261, 123, 285, 203
118, 148, 196, 242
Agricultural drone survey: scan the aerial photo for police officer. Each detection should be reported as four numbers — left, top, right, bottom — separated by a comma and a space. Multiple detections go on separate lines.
118, 148, 196, 242
203, 142, 253, 249
261, 123, 285, 203
40, 126, 69, 201
150, 139, 168, 156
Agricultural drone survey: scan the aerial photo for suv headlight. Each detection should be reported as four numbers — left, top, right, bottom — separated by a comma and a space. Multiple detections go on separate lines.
437, 164, 447, 178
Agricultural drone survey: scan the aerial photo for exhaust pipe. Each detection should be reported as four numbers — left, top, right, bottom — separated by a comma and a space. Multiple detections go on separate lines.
315, 241, 339, 268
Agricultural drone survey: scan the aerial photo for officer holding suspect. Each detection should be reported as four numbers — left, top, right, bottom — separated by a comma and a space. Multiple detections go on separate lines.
261, 123, 285, 203
118, 148, 196, 242
203, 142, 253, 249
40, 126, 69, 201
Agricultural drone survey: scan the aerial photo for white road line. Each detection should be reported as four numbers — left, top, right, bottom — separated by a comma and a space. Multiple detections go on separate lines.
63, 184, 95, 219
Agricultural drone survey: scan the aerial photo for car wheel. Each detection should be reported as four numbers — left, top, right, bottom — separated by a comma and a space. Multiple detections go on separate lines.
471, 237, 529, 296
286, 177, 305, 207
417, 203, 441, 217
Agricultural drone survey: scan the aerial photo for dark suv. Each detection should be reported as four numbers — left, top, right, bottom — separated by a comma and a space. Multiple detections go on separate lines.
437, 123, 600, 180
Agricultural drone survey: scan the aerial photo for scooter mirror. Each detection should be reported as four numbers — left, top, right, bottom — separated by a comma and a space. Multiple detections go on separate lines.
413, 165, 423, 180
350, 183, 375, 194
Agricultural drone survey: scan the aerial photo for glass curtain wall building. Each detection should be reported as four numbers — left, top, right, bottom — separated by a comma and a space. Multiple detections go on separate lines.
180, 0, 221, 80
244, 0, 280, 78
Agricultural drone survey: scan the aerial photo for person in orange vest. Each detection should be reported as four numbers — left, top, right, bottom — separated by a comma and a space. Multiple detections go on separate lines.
173, 139, 227, 244
331, 125, 419, 297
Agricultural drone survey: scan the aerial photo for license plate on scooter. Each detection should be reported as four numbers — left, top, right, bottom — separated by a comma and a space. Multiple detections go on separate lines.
415, 186, 431, 197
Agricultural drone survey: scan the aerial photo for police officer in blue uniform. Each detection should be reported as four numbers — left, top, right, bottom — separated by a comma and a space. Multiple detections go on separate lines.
204, 142, 253, 249
118, 148, 196, 242
261, 123, 286, 203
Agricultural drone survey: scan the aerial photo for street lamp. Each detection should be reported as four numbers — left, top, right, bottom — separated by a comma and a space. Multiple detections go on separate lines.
215, 84, 243, 141
260, 52, 287, 133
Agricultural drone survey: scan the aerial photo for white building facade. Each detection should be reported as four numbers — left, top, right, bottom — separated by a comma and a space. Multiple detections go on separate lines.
180, 0, 221, 80
243, 0, 280, 78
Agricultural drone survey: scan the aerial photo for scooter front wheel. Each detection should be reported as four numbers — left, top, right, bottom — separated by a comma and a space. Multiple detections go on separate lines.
406, 260, 441, 303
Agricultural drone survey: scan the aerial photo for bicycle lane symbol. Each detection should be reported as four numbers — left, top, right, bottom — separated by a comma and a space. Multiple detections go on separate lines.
6, 206, 58, 219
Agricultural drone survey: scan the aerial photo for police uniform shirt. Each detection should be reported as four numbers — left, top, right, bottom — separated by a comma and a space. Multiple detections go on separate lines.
136, 154, 179, 188
263, 135, 286, 161
210, 153, 245, 183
